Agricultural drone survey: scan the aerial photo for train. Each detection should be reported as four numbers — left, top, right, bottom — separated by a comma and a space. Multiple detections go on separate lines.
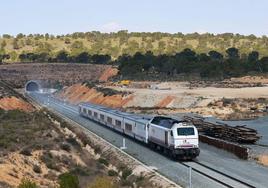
78, 102, 200, 159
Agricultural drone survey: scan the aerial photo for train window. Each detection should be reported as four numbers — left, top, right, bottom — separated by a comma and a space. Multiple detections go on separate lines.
177, 128, 194, 136
115, 120, 121, 127
170, 131, 173, 137
125, 123, 132, 131
87, 110, 92, 116
151, 116, 179, 128
100, 114, 105, 120
107, 117, 113, 124
83, 108, 87, 113
94, 112, 98, 118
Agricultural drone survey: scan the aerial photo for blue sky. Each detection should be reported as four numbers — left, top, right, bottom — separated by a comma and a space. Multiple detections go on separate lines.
1, 0, 267, 36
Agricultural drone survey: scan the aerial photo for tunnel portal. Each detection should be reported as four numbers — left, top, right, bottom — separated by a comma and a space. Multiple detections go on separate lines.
25, 81, 40, 92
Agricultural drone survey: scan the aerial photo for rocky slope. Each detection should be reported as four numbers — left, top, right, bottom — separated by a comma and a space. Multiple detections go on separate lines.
0, 63, 116, 88
56, 79, 268, 120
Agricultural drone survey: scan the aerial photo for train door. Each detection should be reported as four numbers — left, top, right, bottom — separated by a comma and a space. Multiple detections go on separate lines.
165, 131, 168, 145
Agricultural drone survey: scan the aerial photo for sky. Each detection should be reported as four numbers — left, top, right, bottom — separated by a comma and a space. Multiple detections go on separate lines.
0, 0, 267, 36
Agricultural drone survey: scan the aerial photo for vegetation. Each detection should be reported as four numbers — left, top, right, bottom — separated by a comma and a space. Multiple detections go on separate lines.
117, 48, 268, 79
17, 179, 38, 188
1, 31, 268, 61
1, 31, 268, 79
98, 158, 109, 166
58, 172, 79, 188
88, 177, 117, 188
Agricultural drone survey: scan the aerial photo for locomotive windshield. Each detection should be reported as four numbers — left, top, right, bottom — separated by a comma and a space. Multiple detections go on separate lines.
177, 127, 195, 136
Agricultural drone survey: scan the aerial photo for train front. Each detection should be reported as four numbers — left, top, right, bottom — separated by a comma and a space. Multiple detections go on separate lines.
172, 123, 200, 159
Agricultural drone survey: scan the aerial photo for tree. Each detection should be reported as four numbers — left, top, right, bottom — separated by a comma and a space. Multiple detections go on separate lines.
75, 52, 90, 63
91, 54, 111, 64
0, 54, 10, 63
259, 57, 268, 72
198, 53, 210, 62
208, 50, 223, 61
45, 33, 49, 40
16, 33, 25, 39
56, 50, 69, 62
226, 47, 239, 59
248, 51, 259, 62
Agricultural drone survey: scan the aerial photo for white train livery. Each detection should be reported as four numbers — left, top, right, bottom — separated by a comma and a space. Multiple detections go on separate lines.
79, 103, 200, 159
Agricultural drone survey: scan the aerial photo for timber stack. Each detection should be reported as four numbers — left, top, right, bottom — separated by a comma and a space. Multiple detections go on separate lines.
183, 116, 260, 144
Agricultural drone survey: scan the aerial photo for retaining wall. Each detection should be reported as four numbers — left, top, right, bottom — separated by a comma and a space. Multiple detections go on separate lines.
200, 135, 249, 159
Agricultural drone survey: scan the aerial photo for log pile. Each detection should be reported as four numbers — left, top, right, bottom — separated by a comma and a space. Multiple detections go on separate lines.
184, 116, 261, 144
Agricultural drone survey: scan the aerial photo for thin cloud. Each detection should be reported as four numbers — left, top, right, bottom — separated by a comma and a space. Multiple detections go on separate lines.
100, 22, 123, 33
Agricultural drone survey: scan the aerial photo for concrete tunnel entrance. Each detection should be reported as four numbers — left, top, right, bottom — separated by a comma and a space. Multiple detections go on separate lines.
25, 81, 40, 92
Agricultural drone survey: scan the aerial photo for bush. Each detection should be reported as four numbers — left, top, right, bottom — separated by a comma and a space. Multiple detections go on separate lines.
108, 170, 118, 176
60, 143, 71, 152
18, 179, 38, 188
93, 145, 101, 154
20, 148, 32, 156
122, 168, 132, 180
98, 158, 109, 166
40, 152, 60, 171
70, 166, 90, 176
58, 172, 79, 188
88, 177, 117, 188
66, 137, 80, 147
33, 165, 42, 174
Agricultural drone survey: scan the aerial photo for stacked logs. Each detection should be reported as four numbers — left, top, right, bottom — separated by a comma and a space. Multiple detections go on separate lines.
184, 116, 260, 144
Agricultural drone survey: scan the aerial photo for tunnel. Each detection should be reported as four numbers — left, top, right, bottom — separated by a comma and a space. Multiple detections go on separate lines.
25, 81, 40, 92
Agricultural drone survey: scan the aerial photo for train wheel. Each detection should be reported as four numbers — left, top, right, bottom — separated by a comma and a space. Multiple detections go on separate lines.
168, 150, 176, 160
149, 142, 155, 149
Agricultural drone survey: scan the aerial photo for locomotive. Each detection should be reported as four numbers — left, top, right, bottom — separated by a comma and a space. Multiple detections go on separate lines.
79, 102, 200, 159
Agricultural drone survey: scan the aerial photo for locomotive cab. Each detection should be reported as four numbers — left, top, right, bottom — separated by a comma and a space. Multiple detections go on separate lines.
171, 122, 200, 158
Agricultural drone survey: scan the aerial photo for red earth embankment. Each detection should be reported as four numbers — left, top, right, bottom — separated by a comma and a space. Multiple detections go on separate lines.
58, 83, 133, 108
0, 96, 34, 112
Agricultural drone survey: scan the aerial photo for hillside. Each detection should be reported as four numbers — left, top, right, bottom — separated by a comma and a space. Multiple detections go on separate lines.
0, 63, 117, 88
0, 81, 163, 188
0, 81, 34, 111
0, 31, 268, 62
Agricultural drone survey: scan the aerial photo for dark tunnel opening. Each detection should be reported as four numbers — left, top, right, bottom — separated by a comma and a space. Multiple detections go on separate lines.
26, 82, 39, 92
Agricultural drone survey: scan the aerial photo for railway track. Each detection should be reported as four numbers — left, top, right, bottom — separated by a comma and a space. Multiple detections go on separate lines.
180, 161, 256, 188
28, 92, 266, 188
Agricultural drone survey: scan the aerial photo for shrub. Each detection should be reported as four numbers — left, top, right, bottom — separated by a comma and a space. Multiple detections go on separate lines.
40, 152, 60, 171
108, 170, 118, 176
18, 179, 38, 188
136, 175, 145, 182
122, 168, 132, 180
66, 137, 80, 147
120, 179, 132, 186
93, 145, 101, 154
33, 165, 42, 174
60, 143, 71, 152
20, 148, 32, 156
88, 177, 117, 188
98, 158, 109, 166
58, 172, 79, 188
70, 166, 90, 176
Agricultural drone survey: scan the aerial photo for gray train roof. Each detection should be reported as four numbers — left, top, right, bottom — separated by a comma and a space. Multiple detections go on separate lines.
80, 102, 151, 124
150, 116, 187, 129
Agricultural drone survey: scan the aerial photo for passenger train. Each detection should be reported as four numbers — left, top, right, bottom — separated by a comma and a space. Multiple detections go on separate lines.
79, 102, 200, 159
